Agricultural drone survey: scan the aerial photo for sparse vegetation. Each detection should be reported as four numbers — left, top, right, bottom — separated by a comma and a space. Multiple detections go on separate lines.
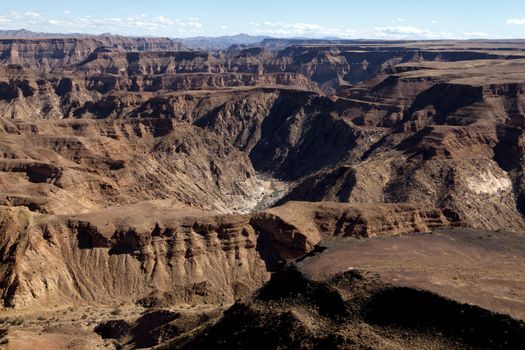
198, 313, 212, 323
111, 308, 122, 316
11, 318, 24, 326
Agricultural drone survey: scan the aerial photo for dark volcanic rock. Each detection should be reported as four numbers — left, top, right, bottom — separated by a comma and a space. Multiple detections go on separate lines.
174, 265, 525, 349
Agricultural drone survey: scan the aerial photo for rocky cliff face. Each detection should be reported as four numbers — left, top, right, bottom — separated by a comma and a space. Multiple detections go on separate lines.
2, 48, 525, 228
0, 118, 264, 214
2, 38, 525, 347
0, 201, 456, 310
0, 37, 186, 70
0, 205, 269, 310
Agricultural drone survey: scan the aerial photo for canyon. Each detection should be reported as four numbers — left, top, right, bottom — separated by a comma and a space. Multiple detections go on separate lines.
0, 35, 524, 349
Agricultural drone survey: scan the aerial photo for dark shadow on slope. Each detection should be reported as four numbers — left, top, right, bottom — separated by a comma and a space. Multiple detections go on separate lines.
365, 286, 525, 349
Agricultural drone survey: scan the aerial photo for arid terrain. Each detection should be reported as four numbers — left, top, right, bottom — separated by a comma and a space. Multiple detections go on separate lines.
0, 35, 525, 349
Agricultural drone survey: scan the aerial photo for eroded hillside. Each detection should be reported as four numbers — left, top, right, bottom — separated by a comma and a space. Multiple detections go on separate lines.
1, 37, 525, 349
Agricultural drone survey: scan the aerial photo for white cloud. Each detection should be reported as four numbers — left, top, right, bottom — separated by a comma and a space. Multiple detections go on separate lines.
250, 21, 356, 38
0, 11, 497, 40
63, 10, 72, 15
395, 18, 405, 23
372, 26, 453, 39
464, 31, 490, 38
0, 11, 205, 36
23, 12, 41, 18
188, 21, 202, 28
432, 20, 438, 24
248, 21, 454, 39
506, 18, 525, 26
0, 11, 42, 25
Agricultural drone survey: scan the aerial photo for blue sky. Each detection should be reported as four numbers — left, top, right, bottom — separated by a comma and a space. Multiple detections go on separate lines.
1, 0, 525, 39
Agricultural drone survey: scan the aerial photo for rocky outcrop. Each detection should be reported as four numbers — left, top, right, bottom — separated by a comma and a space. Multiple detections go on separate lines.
0, 37, 185, 70
251, 201, 456, 265
3, 38, 525, 348
2, 59, 525, 231
0, 201, 456, 310
0, 118, 264, 214
0, 205, 270, 309
173, 264, 525, 349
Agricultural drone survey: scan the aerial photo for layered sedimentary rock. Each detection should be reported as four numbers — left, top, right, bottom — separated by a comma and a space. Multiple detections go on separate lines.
0, 204, 269, 310
2, 43, 525, 228
164, 228, 525, 349
0, 37, 186, 70
1, 37, 525, 348
0, 118, 263, 214
0, 201, 456, 310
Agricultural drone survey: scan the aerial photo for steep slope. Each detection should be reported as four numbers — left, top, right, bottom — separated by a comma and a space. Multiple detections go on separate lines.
1, 37, 525, 349
171, 266, 525, 349
0, 37, 186, 70
276, 60, 525, 231
0, 118, 264, 214
0, 204, 270, 310
0, 201, 456, 310
2, 59, 525, 231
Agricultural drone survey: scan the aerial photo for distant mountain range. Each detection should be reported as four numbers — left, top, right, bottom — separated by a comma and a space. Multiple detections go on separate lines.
1, 29, 522, 51
0, 29, 429, 51
0, 29, 272, 50
0, 29, 380, 51
0, 29, 95, 38
175, 34, 272, 50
